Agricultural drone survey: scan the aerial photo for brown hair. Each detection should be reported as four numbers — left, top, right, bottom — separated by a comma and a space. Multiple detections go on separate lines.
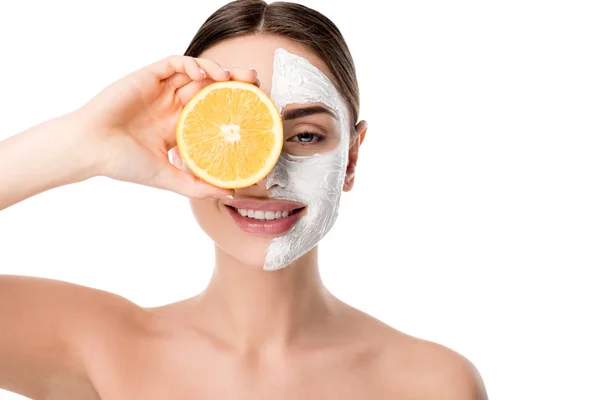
184, 0, 360, 127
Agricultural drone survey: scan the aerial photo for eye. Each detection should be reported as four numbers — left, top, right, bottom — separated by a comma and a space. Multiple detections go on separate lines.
290, 132, 324, 144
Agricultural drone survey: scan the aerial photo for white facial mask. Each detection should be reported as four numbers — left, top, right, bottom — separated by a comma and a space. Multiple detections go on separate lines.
264, 48, 351, 271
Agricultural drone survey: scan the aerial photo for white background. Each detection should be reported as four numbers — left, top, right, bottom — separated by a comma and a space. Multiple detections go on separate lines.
1, 0, 599, 399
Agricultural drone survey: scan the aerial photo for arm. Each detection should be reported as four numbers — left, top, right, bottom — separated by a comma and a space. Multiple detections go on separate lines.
0, 113, 95, 210
0, 56, 258, 397
0, 55, 245, 211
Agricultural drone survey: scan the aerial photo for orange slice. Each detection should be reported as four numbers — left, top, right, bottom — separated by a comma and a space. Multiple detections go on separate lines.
176, 81, 283, 189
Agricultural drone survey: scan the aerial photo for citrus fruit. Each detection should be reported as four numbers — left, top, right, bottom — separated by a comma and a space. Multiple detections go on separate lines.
176, 81, 283, 189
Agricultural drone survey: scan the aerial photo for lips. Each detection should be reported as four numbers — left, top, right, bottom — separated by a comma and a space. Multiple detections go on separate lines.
224, 199, 306, 236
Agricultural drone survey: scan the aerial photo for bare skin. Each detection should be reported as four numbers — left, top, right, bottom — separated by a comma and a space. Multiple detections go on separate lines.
0, 35, 487, 400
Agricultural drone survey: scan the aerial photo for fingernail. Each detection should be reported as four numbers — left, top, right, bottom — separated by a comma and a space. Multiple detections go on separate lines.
223, 68, 229, 72
211, 194, 233, 200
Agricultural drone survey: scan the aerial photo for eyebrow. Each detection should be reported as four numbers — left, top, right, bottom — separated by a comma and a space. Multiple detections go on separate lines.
282, 105, 338, 121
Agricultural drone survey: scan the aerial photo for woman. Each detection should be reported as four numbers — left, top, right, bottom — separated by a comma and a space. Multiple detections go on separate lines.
0, 0, 487, 398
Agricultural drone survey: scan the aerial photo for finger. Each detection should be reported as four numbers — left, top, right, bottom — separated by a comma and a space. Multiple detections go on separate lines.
176, 78, 215, 106
153, 163, 233, 199
227, 67, 259, 84
195, 58, 231, 82
148, 55, 206, 81
165, 72, 193, 89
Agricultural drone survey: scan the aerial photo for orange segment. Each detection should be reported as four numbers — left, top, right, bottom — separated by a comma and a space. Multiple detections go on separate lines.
176, 81, 283, 189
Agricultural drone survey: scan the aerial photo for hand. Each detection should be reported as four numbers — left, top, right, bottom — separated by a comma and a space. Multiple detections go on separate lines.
75, 55, 259, 198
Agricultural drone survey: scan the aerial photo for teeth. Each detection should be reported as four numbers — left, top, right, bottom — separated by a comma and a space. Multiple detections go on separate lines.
235, 208, 296, 220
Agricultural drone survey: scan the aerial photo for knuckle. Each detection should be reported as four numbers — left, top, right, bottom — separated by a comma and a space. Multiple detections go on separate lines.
166, 55, 183, 64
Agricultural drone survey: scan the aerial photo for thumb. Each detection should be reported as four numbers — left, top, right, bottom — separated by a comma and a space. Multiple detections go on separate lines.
153, 163, 233, 199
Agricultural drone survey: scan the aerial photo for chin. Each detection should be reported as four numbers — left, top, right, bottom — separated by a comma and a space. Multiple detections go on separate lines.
217, 239, 271, 270
190, 202, 268, 268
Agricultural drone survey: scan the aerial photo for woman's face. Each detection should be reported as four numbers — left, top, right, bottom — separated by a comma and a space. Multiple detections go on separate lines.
174, 34, 361, 270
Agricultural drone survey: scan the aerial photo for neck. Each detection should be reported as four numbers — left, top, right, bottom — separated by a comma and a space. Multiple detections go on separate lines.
196, 246, 334, 352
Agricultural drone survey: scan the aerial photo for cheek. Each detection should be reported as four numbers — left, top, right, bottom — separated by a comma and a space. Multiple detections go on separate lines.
188, 199, 271, 268
292, 154, 346, 196
189, 198, 220, 231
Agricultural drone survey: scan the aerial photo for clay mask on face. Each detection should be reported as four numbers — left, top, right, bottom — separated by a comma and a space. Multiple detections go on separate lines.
264, 48, 351, 271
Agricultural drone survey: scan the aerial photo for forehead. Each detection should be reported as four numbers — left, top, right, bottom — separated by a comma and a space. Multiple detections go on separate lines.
199, 34, 335, 98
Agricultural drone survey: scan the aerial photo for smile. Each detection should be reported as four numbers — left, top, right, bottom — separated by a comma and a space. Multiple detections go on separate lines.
224, 200, 306, 237
231, 207, 303, 220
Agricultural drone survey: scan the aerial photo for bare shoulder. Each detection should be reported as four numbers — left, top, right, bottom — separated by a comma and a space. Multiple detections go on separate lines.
344, 308, 487, 399
0, 275, 152, 362
0, 275, 150, 399
390, 335, 488, 399
0, 274, 149, 330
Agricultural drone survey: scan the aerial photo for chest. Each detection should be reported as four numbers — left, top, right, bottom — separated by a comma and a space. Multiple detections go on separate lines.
96, 378, 392, 400
88, 351, 394, 400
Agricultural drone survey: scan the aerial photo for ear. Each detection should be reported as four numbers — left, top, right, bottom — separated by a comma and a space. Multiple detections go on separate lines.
344, 120, 367, 192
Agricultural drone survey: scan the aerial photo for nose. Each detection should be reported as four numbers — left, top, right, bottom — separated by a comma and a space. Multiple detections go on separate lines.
254, 176, 271, 191
233, 175, 273, 198
264, 158, 288, 190
233, 159, 286, 197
